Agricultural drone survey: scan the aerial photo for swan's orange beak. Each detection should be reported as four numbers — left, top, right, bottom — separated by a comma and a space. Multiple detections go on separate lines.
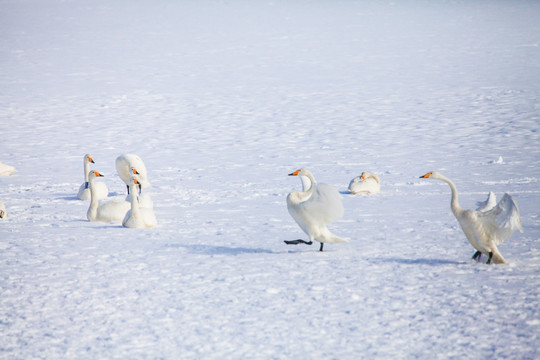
94, 171, 104, 177
132, 169, 140, 175
420, 172, 432, 178
88, 156, 95, 164
288, 169, 300, 176
133, 178, 139, 184
361, 175, 366, 180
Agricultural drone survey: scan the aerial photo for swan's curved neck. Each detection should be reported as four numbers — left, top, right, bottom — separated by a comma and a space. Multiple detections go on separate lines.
129, 183, 141, 216
439, 175, 461, 214
368, 173, 381, 184
300, 175, 314, 192
88, 177, 98, 219
84, 160, 90, 183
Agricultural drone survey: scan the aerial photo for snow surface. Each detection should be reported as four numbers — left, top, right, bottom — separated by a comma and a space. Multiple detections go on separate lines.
1, 0, 539, 358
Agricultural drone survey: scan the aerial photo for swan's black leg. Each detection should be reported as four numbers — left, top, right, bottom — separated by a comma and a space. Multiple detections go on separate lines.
319, 243, 324, 252
486, 252, 493, 264
472, 251, 482, 261
138, 183, 142, 195
284, 240, 313, 246
126, 184, 130, 195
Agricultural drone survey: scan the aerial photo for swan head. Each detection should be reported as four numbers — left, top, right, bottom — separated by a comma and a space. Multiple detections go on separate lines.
88, 170, 104, 179
288, 168, 312, 177
420, 171, 443, 179
84, 154, 95, 164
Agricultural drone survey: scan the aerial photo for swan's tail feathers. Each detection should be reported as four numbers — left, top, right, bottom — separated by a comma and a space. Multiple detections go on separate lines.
325, 233, 349, 244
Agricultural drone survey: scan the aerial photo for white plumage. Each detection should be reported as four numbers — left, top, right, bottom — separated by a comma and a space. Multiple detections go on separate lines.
348, 172, 381, 194
0, 200, 6, 219
0, 162, 16, 176
122, 177, 157, 229
476, 191, 497, 212
87, 171, 130, 223
77, 154, 108, 200
286, 168, 348, 251
116, 154, 151, 194
420, 171, 523, 264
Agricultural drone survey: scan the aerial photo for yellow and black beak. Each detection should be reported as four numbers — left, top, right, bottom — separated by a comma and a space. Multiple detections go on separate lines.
88, 156, 95, 164
288, 169, 300, 176
419, 172, 432, 179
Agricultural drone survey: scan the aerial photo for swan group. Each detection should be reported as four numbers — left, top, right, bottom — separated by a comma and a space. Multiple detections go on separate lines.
420, 171, 523, 264
285, 169, 348, 252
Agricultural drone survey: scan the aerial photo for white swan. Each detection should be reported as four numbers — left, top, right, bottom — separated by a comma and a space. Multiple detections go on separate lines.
77, 154, 108, 200
0, 162, 16, 176
87, 171, 130, 223
420, 171, 523, 264
285, 168, 348, 251
116, 154, 151, 195
348, 172, 381, 194
122, 177, 157, 228
0, 200, 6, 219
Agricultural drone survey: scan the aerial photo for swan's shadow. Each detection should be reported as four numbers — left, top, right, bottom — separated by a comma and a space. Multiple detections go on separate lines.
370, 257, 465, 266
166, 243, 277, 256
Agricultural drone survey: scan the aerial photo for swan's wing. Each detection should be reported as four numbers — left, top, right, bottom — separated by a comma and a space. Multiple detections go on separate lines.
304, 183, 344, 224
476, 191, 497, 212
477, 193, 523, 245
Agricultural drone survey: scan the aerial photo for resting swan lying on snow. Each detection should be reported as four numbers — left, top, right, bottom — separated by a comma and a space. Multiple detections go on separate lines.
77, 154, 108, 200
420, 171, 523, 264
87, 171, 130, 223
348, 172, 380, 194
122, 177, 157, 229
285, 168, 348, 252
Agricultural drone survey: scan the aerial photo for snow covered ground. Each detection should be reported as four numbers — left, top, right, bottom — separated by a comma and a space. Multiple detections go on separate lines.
1, 0, 539, 358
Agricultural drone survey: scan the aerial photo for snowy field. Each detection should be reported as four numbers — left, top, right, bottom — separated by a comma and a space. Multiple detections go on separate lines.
1, 0, 540, 358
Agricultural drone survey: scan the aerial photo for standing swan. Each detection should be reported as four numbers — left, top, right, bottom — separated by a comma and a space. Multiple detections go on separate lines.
87, 171, 130, 223
122, 177, 157, 228
285, 169, 348, 252
420, 171, 523, 264
116, 154, 151, 195
348, 172, 381, 194
78, 154, 108, 200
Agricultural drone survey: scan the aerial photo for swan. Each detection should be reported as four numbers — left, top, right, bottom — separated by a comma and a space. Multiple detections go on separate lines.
122, 177, 157, 228
420, 171, 523, 264
87, 171, 130, 223
77, 154, 108, 200
348, 172, 381, 194
0, 162, 16, 176
0, 200, 6, 219
116, 154, 151, 195
285, 168, 348, 251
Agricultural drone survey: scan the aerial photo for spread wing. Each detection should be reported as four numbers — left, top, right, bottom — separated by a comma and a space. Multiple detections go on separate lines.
477, 193, 523, 245
303, 183, 344, 225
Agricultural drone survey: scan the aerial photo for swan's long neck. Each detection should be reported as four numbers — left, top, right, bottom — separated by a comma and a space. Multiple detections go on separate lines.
87, 177, 98, 220
300, 175, 314, 192
83, 159, 90, 186
129, 183, 141, 218
439, 175, 461, 214
297, 173, 315, 202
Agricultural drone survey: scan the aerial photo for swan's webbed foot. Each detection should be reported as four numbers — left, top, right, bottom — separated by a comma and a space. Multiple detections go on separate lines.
472, 251, 482, 262
319, 243, 324, 252
486, 252, 493, 265
284, 239, 313, 246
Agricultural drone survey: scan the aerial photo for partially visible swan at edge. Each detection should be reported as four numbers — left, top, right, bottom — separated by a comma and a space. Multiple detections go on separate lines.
0, 200, 6, 219
122, 177, 157, 229
348, 172, 381, 194
420, 171, 523, 264
285, 168, 348, 252
77, 154, 108, 200
87, 171, 130, 223
0, 162, 16, 176
116, 154, 151, 195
